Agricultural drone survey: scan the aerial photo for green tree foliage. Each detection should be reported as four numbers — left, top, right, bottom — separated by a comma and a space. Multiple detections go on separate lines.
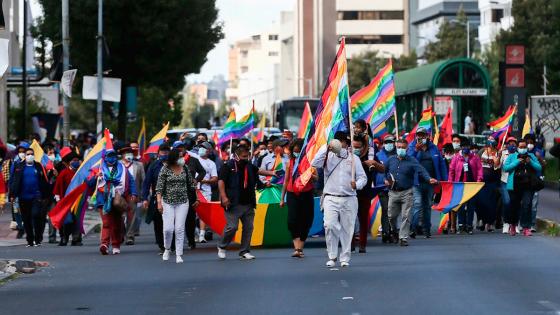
36, 0, 224, 136
497, 0, 560, 96
347, 51, 417, 95
424, 8, 477, 63
136, 86, 183, 138
181, 91, 197, 128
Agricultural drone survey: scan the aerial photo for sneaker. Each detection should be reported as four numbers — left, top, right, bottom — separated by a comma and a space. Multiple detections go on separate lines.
340, 262, 350, 268
486, 224, 495, 232
176, 255, 183, 264
523, 228, 532, 237
502, 223, 510, 234
240, 252, 255, 260
99, 244, 109, 255
399, 239, 408, 247
467, 226, 474, 235
530, 226, 537, 233
9, 221, 17, 230
217, 247, 226, 260
112, 248, 121, 255
162, 249, 170, 261
199, 235, 207, 243
16, 230, 24, 239
34, 243, 42, 247
125, 238, 135, 246
509, 224, 517, 236
326, 260, 336, 268
516, 226, 521, 234
26, 244, 33, 248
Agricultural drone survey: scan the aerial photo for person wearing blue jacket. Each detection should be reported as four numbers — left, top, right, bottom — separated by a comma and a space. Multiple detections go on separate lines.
375, 134, 397, 243
407, 127, 448, 238
502, 138, 542, 237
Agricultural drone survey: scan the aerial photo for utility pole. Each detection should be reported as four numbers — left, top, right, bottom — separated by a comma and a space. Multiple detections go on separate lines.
543, 64, 548, 96
22, 0, 28, 139
96, 0, 103, 139
62, 0, 70, 145
466, 21, 470, 58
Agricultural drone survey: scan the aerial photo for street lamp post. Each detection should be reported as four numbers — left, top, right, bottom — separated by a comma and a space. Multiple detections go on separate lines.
96, 0, 103, 139
62, 0, 70, 146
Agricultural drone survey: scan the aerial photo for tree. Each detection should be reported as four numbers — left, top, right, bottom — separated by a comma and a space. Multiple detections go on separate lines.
347, 51, 417, 95
136, 86, 183, 138
36, 0, 224, 137
181, 91, 197, 128
423, 8, 477, 63
497, 0, 560, 96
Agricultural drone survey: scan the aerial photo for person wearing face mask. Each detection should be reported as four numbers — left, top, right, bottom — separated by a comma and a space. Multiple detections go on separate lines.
142, 144, 171, 254
9, 148, 50, 247
280, 138, 317, 258
260, 138, 290, 185
385, 139, 437, 246
311, 131, 367, 268
448, 138, 483, 234
156, 149, 199, 264
451, 134, 462, 154
407, 127, 448, 239
524, 134, 546, 232
120, 146, 145, 245
252, 142, 268, 167
92, 149, 137, 255
53, 151, 82, 246
503, 138, 542, 236
499, 137, 517, 234
440, 143, 457, 233
217, 145, 275, 260
375, 135, 397, 243
477, 136, 501, 232
196, 142, 218, 243
351, 134, 384, 253
7, 144, 30, 239
42, 144, 60, 244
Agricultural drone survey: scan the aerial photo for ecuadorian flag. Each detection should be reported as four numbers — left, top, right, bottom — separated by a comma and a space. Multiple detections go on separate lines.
30, 139, 53, 170
65, 135, 107, 195
368, 195, 382, 238
144, 122, 170, 158
432, 181, 485, 214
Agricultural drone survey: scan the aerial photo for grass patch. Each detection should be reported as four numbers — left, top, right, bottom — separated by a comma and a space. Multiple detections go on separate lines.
0, 273, 19, 286
547, 224, 560, 237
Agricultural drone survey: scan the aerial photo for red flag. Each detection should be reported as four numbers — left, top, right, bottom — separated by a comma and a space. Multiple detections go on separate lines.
438, 107, 453, 149
194, 190, 226, 236
48, 183, 88, 229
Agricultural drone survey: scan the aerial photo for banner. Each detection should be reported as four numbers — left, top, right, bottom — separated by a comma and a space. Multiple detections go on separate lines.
82, 76, 122, 102
60, 69, 78, 98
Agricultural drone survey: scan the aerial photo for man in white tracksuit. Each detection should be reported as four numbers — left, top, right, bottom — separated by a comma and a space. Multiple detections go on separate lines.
311, 131, 367, 268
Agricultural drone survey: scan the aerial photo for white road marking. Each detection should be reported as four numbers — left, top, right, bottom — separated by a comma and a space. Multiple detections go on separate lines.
342, 297, 354, 300
538, 300, 560, 314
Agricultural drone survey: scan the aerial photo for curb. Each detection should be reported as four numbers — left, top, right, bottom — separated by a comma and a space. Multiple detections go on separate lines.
544, 181, 559, 190
536, 217, 559, 235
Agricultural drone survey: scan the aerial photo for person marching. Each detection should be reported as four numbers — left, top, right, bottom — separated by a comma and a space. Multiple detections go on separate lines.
384, 139, 437, 246
217, 145, 275, 260
156, 149, 199, 263
375, 135, 397, 243
92, 149, 137, 255
120, 146, 145, 245
407, 127, 448, 238
311, 131, 367, 268
197, 141, 218, 243
280, 138, 317, 258
52, 150, 82, 246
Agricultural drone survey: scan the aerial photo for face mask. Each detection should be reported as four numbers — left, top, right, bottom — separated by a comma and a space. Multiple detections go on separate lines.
25, 155, 35, 164
337, 149, 348, 159
259, 150, 267, 157
293, 152, 300, 158
527, 144, 534, 150
177, 158, 185, 166
198, 148, 207, 157
384, 143, 394, 152
396, 148, 407, 157
507, 145, 516, 153
18, 152, 25, 160
517, 148, 527, 155
105, 156, 117, 165
418, 138, 427, 145
452, 143, 461, 150
461, 148, 470, 155
486, 140, 497, 147
124, 153, 134, 162
159, 154, 168, 161
353, 148, 362, 156
238, 159, 248, 166
445, 154, 453, 161
70, 161, 81, 169
283, 153, 290, 159
47, 154, 56, 162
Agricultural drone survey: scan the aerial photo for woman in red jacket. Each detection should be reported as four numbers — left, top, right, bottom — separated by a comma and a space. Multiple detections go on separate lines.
448, 137, 483, 234
53, 152, 81, 246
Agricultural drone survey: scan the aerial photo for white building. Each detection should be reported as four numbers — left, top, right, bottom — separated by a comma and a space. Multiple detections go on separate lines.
478, 0, 514, 52
336, 0, 409, 58
228, 23, 281, 114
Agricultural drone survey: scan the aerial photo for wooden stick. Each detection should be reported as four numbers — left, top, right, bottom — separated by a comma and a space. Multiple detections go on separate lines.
393, 110, 400, 140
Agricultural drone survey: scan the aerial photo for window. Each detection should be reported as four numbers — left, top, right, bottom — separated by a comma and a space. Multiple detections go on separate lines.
337, 11, 403, 20
268, 51, 279, 56
252, 35, 261, 41
344, 35, 403, 45
240, 50, 248, 57
268, 34, 279, 41
241, 66, 248, 73
491, 9, 504, 23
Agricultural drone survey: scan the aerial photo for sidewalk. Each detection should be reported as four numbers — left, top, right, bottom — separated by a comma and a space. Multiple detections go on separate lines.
0, 204, 101, 247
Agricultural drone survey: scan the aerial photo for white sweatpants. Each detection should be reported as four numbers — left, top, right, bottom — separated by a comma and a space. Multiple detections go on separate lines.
322, 195, 358, 263
162, 201, 189, 256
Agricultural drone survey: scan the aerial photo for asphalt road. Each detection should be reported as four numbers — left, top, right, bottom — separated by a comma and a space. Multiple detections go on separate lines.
3, 220, 560, 315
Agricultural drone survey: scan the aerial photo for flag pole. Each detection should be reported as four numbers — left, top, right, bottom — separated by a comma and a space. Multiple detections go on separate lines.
393, 110, 400, 140
342, 38, 356, 182
250, 100, 255, 158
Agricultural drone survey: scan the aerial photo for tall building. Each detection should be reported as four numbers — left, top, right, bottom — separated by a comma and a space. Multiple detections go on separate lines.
227, 23, 281, 113
409, 0, 480, 58
478, 0, 514, 52
336, 0, 409, 58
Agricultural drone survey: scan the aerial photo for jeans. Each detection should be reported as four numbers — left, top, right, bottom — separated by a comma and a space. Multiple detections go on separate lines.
378, 191, 390, 235
388, 189, 414, 240
458, 200, 476, 227
498, 182, 510, 223
19, 198, 46, 246
507, 189, 534, 228
411, 183, 434, 233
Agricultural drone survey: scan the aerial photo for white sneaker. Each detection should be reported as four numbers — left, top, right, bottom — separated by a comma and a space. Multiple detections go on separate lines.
516, 226, 521, 234
162, 249, 170, 261
341, 262, 350, 268
199, 234, 207, 243
112, 248, 121, 255
9, 221, 17, 230
240, 252, 255, 260
531, 226, 537, 233
502, 223, 510, 234
326, 260, 336, 268
176, 255, 183, 264
217, 247, 226, 259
